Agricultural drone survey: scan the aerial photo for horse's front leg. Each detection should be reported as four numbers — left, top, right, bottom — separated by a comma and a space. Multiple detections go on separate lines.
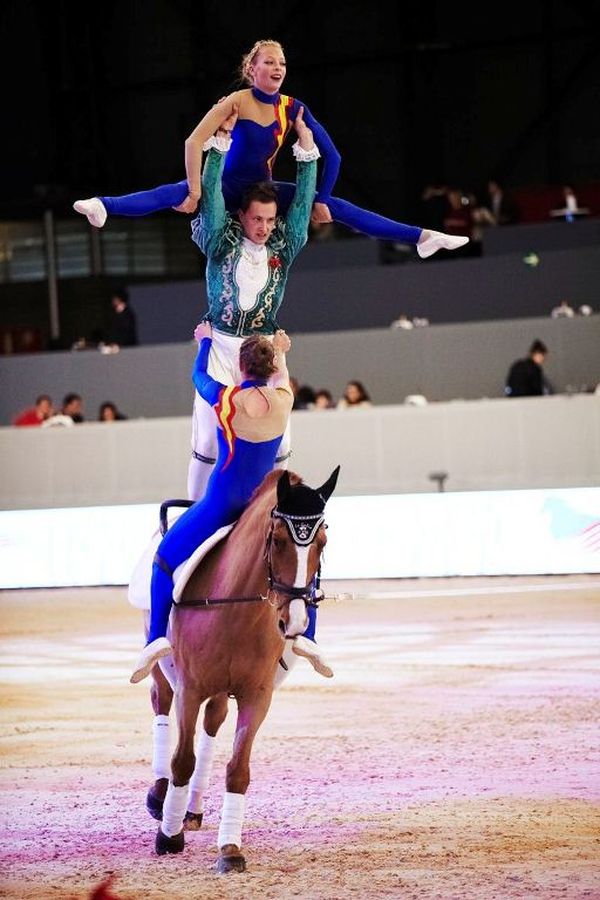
185, 692, 229, 830
217, 688, 273, 874
145, 663, 174, 821
155, 685, 202, 856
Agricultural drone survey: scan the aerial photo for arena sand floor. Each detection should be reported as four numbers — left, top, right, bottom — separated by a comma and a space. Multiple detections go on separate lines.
0, 577, 599, 899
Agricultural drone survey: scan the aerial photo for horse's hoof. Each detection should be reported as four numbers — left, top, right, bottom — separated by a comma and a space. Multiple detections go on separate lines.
146, 783, 167, 821
155, 828, 185, 855
216, 853, 246, 874
183, 811, 203, 831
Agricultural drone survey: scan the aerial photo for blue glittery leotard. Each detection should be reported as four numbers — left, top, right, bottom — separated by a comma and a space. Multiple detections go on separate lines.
146, 337, 317, 645
100, 87, 421, 244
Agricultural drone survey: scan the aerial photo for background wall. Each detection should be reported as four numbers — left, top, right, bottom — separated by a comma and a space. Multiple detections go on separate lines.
3, 0, 600, 219
2, 395, 599, 510
2, 316, 598, 426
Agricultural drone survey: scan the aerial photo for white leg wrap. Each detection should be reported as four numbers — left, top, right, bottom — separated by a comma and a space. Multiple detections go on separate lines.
187, 729, 216, 814
217, 791, 246, 850
162, 782, 189, 837
152, 714, 171, 780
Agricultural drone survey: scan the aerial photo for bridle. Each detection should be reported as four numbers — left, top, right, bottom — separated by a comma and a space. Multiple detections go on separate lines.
266, 508, 326, 606
178, 505, 326, 610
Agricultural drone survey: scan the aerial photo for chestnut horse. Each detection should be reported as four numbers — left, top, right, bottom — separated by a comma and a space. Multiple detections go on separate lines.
147, 466, 339, 873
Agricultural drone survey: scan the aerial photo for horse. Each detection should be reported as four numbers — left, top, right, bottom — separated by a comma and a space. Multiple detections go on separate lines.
144, 465, 339, 873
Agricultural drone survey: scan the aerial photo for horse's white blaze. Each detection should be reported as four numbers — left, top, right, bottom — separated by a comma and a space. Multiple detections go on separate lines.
293, 545, 310, 588
287, 597, 308, 637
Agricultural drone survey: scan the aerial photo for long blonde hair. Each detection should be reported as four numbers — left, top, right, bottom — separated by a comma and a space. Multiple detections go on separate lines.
239, 40, 285, 85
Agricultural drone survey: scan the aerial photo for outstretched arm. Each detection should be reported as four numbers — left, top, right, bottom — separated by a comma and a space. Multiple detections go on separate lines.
174, 92, 244, 215
269, 330, 292, 390
299, 103, 341, 220
282, 108, 320, 260
192, 323, 225, 405
190, 105, 239, 256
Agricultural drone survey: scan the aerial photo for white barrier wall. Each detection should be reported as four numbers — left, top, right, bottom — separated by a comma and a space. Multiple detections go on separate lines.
1, 395, 599, 510
1, 487, 599, 588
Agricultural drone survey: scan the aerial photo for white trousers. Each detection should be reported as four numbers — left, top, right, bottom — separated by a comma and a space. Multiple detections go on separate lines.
187, 330, 291, 501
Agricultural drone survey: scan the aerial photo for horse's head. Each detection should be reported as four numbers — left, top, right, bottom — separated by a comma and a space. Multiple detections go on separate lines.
267, 466, 340, 637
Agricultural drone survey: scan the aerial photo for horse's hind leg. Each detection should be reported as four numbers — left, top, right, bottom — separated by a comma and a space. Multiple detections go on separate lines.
185, 692, 229, 830
216, 690, 273, 874
145, 664, 174, 821
156, 685, 202, 856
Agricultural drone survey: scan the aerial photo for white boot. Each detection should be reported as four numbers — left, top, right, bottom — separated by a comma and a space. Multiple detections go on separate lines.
417, 230, 469, 259
130, 637, 172, 684
73, 197, 107, 228
292, 635, 334, 678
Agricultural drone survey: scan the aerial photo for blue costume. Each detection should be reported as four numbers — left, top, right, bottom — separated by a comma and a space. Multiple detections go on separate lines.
146, 336, 316, 647
99, 86, 422, 245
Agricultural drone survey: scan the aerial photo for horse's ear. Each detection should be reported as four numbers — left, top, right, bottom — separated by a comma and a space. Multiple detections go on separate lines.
317, 465, 340, 504
277, 470, 291, 506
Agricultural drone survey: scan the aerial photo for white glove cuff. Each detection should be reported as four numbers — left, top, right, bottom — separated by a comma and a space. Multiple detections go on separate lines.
203, 134, 232, 153
292, 140, 321, 162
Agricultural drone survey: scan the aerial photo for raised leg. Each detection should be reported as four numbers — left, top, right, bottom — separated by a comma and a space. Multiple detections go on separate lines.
216, 691, 273, 874
101, 180, 189, 216
185, 693, 229, 829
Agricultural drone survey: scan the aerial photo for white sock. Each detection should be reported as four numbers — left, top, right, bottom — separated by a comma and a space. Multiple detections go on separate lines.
217, 791, 245, 849
162, 782, 189, 837
152, 714, 171, 780
188, 729, 216, 814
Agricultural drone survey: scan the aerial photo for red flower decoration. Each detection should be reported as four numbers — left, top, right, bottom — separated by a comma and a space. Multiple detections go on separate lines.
268, 256, 282, 269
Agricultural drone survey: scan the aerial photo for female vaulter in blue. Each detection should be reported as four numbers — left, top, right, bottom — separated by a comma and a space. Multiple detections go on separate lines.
130, 323, 331, 684
74, 40, 467, 259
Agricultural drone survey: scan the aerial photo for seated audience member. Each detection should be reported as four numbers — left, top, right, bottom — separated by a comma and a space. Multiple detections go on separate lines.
62, 393, 85, 423
99, 401, 127, 421
390, 314, 414, 330
294, 385, 316, 410
505, 340, 549, 397
578, 304, 593, 317
314, 389, 335, 409
13, 394, 54, 427
337, 380, 372, 409
551, 299, 575, 319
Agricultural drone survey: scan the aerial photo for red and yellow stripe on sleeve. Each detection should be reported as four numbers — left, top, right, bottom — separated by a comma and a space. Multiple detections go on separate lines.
266, 94, 295, 175
214, 385, 241, 470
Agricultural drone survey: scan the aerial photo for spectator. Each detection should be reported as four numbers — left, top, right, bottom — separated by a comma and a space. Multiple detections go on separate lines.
505, 340, 549, 397
99, 401, 127, 422
484, 179, 519, 226
441, 188, 478, 256
390, 314, 414, 330
579, 304, 593, 317
337, 380, 372, 409
62, 392, 85, 423
551, 299, 575, 319
106, 288, 138, 347
13, 394, 54, 427
314, 389, 335, 409
293, 385, 316, 410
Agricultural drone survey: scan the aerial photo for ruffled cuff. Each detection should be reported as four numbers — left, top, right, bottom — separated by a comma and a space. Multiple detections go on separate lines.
292, 141, 321, 162
203, 134, 232, 153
